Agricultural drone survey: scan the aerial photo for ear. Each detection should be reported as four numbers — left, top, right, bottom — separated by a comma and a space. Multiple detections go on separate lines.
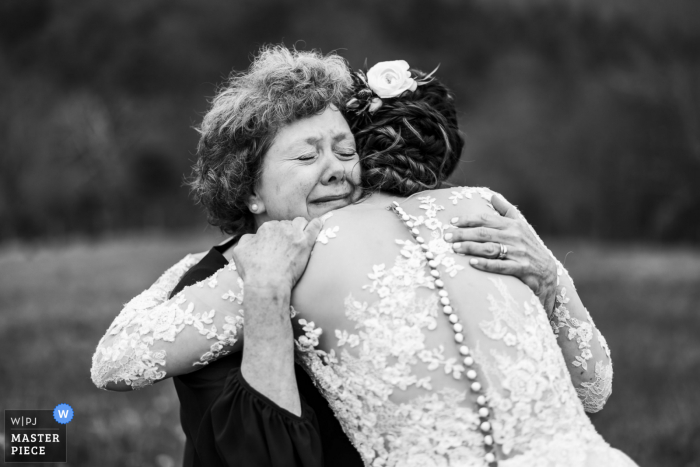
247, 193, 266, 215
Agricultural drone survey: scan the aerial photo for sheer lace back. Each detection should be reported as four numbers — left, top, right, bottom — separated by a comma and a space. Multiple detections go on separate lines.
292, 188, 632, 467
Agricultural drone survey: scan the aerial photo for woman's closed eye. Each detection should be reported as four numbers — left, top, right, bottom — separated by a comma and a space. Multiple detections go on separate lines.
335, 148, 357, 158
296, 153, 317, 161
296, 150, 356, 162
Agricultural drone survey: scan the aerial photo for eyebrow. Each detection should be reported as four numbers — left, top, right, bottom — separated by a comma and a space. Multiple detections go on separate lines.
303, 131, 354, 147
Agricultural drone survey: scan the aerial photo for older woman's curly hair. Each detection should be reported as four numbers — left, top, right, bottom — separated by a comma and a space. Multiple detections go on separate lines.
189, 45, 353, 235
347, 69, 464, 197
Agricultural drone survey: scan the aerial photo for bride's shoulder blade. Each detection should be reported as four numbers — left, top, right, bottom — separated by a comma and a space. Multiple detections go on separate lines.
294, 186, 498, 302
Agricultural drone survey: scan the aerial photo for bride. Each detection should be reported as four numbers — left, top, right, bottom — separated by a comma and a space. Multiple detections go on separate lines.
92, 47, 634, 466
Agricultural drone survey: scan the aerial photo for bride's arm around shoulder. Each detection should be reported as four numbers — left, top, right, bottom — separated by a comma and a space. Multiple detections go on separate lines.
547, 255, 614, 413
432, 186, 614, 413
90, 250, 245, 391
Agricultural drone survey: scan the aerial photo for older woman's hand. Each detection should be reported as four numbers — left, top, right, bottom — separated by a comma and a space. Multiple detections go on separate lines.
233, 216, 324, 416
444, 195, 558, 314
233, 217, 324, 291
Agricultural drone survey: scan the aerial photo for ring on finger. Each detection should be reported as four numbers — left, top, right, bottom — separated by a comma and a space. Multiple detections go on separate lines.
497, 243, 508, 260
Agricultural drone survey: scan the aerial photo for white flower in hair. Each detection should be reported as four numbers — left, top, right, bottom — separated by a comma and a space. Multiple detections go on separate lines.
366, 60, 418, 98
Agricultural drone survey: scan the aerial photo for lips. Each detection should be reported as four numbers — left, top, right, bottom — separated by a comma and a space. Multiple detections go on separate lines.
310, 192, 353, 204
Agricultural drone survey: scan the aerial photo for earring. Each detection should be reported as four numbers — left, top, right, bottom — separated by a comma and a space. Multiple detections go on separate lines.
250, 204, 259, 212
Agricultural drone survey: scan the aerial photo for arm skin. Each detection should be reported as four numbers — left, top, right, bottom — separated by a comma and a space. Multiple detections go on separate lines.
444, 190, 613, 412
240, 283, 301, 416
92, 190, 609, 411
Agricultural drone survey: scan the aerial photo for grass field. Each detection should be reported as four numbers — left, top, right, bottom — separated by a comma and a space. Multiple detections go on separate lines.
0, 233, 699, 466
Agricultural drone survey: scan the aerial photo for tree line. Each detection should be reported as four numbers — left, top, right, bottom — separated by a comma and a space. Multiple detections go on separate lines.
1, 0, 698, 242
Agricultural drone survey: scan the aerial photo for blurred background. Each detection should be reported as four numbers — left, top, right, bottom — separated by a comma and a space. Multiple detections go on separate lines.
0, 0, 699, 465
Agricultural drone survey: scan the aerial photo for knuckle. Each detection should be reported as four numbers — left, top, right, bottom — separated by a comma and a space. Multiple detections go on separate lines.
503, 218, 517, 229
477, 227, 490, 240
502, 230, 518, 243
459, 242, 474, 255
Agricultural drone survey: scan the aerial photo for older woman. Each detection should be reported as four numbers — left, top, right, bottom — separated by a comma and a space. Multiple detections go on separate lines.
92, 47, 623, 466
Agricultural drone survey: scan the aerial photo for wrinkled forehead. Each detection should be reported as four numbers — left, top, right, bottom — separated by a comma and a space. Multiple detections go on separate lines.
269, 106, 355, 154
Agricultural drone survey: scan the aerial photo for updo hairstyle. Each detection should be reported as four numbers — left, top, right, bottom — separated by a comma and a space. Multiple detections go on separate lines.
348, 69, 464, 196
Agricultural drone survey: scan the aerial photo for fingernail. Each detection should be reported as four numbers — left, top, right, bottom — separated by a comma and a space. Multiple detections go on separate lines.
450, 217, 459, 224
470, 258, 478, 265
444, 233, 453, 241
452, 242, 461, 251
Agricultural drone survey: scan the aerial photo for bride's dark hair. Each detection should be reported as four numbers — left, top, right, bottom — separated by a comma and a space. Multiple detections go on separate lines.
346, 68, 464, 196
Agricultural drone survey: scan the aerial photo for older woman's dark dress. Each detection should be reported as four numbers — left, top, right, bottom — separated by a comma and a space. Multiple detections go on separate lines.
169, 237, 362, 467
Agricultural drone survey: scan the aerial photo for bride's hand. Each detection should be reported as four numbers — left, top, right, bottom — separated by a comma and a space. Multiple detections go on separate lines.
233, 217, 324, 291
444, 195, 558, 314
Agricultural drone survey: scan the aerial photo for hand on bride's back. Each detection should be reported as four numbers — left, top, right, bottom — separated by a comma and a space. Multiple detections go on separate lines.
232, 217, 324, 291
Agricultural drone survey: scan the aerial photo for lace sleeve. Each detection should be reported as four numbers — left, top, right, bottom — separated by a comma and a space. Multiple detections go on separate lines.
90, 255, 250, 390
548, 263, 613, 413
447, 186, 613, 412
493, 190, 613, 413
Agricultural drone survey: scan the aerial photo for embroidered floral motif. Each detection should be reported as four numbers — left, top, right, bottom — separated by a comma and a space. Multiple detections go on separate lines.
576, 360, 614, 413
298, 319, 323, 348
222, 277, 245, 304
448, 186, 494, 208
316, 225, 340, 244
315, 212, 339, 245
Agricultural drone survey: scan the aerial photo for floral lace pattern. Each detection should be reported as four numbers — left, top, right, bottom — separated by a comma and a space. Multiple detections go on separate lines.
316, 225, 340, 245
91, 254, 245, 389
91, 216, 350, 391
295, 190, 633, 466
475, 278, 603, 460
316, 211, 340, 245
296, 232, 486, 465
448, 186, 495, 208
496, 190, 615, 413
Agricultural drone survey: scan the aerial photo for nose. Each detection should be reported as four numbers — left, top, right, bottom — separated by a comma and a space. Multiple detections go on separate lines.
320, 151, 348, 186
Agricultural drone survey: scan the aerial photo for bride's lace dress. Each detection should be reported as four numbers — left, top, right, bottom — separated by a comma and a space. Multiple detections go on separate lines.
91, 187, 636, 467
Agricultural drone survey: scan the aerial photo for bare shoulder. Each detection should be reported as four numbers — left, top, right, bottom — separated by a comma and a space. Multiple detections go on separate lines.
311, 186, 499, 248
309, 205, 404, 263
401, 186, 499, 220
295, 205, 407, 309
